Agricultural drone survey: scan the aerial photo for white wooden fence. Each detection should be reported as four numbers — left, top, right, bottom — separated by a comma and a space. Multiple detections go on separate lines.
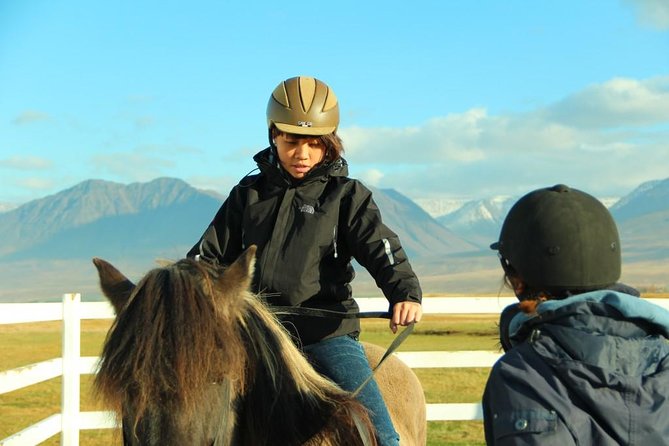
4, 295, 667, 445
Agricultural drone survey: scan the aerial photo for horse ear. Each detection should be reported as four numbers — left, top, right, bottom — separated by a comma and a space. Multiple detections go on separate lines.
221, 245, 257, 293
92, 257, 136, 314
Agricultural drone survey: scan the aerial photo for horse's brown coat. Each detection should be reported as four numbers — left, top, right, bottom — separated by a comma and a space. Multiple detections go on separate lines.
364, 343, 427, 446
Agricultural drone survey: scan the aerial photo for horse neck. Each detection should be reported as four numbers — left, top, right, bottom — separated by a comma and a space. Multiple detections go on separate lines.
232, 373, 376, 446
230, 307, 376, 446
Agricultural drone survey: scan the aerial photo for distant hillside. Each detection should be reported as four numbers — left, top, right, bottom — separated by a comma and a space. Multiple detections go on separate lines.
0, 178, 224, 260
611, 178, 669, 222
0, 176, 667, 302
370, 187, 478, 257
0, 178, 475, 301
611, 178, 669, 263
0, 178, 228, 302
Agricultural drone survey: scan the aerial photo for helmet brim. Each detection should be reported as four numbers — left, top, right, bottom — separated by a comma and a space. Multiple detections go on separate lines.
274, 121, 336, 136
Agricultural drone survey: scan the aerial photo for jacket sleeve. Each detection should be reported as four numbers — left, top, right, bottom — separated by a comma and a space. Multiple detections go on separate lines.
482, 348, 576, 445
344, 182, 422, 309
186, 186, 244, 265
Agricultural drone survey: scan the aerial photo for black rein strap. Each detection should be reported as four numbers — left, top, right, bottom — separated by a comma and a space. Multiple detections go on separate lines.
270, 306, 415, 396
271, 306, 391, 320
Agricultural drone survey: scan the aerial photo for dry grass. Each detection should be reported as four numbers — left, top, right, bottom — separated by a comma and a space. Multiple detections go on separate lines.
643, 293, 669, 298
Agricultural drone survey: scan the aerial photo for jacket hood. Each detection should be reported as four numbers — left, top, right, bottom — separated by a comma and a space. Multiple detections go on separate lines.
252, 147, 349, 186
508, 290, 669, 344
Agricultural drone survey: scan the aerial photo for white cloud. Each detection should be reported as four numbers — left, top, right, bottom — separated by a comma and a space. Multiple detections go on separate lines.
544, 76, 669, 128
16, 177, 55, 191
91, 150, 175, 181
125, 95, 156, 105
340, 76, 669, 199
134, 116, 155, 129
342, 108, 489, 164
358, 169, 385, 186
12, 110, 51, 125
0, 155, 53, 170
186, 175, 239, 196
624, 0, 669, 30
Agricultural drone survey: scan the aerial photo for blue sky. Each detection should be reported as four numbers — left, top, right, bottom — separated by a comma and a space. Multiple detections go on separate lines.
1, 0, 668, 208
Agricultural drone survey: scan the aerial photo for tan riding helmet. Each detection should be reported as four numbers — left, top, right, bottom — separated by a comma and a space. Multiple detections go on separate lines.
267, 76, 339, 136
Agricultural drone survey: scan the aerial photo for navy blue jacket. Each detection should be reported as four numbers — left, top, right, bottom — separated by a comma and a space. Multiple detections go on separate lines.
483, 291, 669, 445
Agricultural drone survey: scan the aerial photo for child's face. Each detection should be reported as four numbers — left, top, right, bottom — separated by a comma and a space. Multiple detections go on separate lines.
274, 133, 326, 179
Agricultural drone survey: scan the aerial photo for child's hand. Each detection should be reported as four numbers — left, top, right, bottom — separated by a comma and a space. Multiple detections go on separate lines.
390, 301, 422, 334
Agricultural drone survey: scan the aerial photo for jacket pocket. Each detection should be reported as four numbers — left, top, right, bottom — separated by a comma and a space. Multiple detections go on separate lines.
492, 409, 558, 442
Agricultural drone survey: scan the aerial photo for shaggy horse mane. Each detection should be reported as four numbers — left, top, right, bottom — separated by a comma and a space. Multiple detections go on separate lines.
94, 257, 376, 445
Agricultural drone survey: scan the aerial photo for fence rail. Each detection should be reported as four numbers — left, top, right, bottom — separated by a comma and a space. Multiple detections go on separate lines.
3, 295, 668, 445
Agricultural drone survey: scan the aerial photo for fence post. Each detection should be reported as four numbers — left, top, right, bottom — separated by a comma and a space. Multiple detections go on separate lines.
61, 293, 81, 446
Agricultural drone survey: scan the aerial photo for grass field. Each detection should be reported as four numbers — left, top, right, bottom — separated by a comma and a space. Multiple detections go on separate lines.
0, 313, 505, 445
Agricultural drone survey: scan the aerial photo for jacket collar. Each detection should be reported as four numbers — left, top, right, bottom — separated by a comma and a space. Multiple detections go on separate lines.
507, 290, 669, 346
253, 147, 348, 187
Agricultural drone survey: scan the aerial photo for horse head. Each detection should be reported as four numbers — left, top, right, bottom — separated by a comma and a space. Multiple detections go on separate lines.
93, 245, 377, 446
93, 247, 257, 445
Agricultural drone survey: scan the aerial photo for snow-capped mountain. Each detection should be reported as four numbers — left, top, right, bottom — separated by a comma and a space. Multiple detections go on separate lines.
436, 196, 516, 247
412, 197, 469, 218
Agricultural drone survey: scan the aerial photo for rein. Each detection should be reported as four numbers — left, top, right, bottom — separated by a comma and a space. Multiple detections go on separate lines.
272, 306, 414, 446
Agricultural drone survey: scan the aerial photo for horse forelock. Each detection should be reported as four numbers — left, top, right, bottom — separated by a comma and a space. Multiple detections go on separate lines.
95, 259, 249, 435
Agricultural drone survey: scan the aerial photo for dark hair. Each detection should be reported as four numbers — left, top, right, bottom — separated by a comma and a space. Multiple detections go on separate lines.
503, 271, 573, 307
270, 127, 344, 163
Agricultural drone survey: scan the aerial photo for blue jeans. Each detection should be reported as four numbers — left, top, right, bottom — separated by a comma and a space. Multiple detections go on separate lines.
302, 335, 400, 446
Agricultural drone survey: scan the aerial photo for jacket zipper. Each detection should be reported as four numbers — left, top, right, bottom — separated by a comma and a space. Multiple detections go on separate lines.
333, 225, 338, 259
260, 188, 296, 288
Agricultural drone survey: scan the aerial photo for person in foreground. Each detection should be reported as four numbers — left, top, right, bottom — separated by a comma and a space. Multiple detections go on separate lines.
482, 183, 669, 445
188, 76, 422, 446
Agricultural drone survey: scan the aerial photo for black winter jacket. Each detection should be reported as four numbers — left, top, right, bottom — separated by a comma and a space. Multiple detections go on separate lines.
188, 148, 422, 345
483, 290, 669, 445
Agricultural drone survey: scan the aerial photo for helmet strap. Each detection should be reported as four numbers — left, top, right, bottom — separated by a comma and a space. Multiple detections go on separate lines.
268, 127, 276, 149
498, 254, 515, 277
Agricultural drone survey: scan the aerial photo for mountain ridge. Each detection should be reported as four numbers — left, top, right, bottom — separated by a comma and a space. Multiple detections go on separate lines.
0, 176, 667, 302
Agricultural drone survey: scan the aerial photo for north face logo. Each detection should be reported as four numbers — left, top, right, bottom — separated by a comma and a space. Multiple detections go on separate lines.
299, 204, 315, 214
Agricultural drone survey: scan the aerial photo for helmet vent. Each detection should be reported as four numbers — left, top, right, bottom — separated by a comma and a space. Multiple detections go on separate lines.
271, 84, 290, 108
323, 90, 338, 112
298, 77, 317, 113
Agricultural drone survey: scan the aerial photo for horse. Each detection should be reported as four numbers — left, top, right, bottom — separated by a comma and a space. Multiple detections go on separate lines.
93, 246, 427, 445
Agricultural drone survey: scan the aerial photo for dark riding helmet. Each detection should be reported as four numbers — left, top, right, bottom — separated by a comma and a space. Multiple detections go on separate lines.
490, 184, 621, 294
